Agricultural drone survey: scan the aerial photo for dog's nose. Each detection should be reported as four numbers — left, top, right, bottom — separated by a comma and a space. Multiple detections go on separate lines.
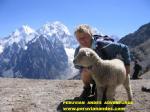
73, 59, 76, 64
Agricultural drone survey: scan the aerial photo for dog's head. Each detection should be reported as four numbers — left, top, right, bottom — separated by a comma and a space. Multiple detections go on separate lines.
73, 48, 98, 67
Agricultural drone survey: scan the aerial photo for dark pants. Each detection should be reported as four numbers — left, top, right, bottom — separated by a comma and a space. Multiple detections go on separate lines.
132, 71, 140, 79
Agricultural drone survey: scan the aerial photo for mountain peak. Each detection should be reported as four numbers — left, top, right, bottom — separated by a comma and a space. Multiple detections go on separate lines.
38, 21, 71, 36
119, 22, 150, 47
12, 25, 35, 36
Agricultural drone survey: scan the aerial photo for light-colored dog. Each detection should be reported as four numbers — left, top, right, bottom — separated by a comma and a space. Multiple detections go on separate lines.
73, 48, 133, 107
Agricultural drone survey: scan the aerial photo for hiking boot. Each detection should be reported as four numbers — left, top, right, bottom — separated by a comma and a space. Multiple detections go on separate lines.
79, 86, 91, 99
91, 83, 96, 95
142, 86, 150, 92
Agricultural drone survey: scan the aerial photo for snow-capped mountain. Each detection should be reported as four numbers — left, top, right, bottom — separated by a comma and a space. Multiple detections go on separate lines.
12, 25, 35, 36
0, 25, 37, 52
38, 21, 78, 48
38, 21, 71, 36
110, 35, 120, 42
0, 21, 78, 79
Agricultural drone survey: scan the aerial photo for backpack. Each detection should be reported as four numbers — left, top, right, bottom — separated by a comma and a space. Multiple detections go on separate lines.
93, 34, 114, 42
93, 35, 114, 60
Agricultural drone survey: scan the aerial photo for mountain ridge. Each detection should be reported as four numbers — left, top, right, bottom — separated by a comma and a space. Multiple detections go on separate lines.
0, 21, 78, 79
119, 22, 150, 73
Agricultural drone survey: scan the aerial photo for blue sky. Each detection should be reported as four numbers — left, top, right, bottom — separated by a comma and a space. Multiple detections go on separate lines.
0, 0, 150, 38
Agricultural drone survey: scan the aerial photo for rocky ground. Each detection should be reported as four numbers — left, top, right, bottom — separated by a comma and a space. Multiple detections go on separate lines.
0, 77, 150, 112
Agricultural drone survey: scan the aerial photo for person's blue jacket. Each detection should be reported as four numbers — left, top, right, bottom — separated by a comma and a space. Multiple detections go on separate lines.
74, 38, 131, 70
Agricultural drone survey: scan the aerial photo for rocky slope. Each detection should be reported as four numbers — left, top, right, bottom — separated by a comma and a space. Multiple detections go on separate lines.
0, 78, 150, 112
119, 22, 150, 72
119, 23, 150, 47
